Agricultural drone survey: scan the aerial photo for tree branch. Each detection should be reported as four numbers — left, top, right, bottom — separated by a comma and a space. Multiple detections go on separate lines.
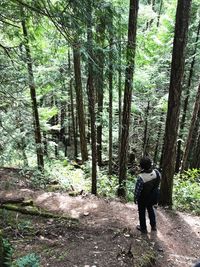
0, 17, 20, 28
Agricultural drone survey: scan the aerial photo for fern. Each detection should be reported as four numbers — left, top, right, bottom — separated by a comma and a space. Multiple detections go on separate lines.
12, 253, 40, 267
2, 238, 14, 267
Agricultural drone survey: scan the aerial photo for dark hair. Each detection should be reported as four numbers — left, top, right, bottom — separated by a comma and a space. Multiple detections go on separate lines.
140, 157, 152, 170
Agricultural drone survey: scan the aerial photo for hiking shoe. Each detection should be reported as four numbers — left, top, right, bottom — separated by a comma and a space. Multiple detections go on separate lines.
136, 225, 147, 234
151, 226, 157, 231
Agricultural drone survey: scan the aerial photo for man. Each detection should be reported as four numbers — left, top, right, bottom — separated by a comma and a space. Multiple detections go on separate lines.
134, 157, 161, 233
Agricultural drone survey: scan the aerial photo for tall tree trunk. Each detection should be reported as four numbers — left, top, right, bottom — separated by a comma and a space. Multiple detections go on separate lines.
21, 7, 44, 170
118, 12, 122, 167
108, 9, 113, 176
43, 132, 48, 156
73, 45, 88, 162
187, 108, 200, 169
157, 0, 163, 27
181, 81, 200, 171
53, 99, 59, 158
151, 0, 156, 11
143, 101, 150, 156
153, 112, 164, 165
70, 78, 78, 159
191, 127, 200, 169
118, 29, 122, 147
118, 0, 139, 197
60, 68, 67, 145
96, 10, 105, 167
159, 0, 192, 206
87, 0, 97, 195
175, 20, 200, 173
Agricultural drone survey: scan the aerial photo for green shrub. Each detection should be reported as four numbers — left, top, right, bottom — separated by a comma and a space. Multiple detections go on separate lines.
97, 174, 118, 198
173, 169, 200, 214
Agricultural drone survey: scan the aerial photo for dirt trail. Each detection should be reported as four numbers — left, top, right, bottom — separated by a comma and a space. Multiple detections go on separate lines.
0, 168, 200, 266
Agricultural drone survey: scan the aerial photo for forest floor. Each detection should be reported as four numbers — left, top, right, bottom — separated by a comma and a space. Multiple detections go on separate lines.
0, 167, 200, 267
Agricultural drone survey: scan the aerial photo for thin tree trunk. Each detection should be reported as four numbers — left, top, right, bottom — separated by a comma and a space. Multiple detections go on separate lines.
143, 101, 150, 156
96, 11, 105, 167
21, 7, 44, 170
151, 0, 156, 11
181, 81, 200, 171
187, 108, 200, 168
157, 0, 163, 28
73, 45, 88, 162
70, 78, 78, 159
118, 13, 122, 167
175, 20, 200, 172
43, 132, 48, 156
118, 0, 139, 197
87, 0, 97, 195
60, 69, 67, 145
17, 111, 29, 166
108, 9, 113, 176
118, 33, 122, 146
159, 0, 192, 206
153, 112, 164, 165
191, 128, 200, 169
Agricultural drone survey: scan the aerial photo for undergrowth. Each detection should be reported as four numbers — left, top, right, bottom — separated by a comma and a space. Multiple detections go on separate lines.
173, 169, 200, 215
19, 159, 200, 214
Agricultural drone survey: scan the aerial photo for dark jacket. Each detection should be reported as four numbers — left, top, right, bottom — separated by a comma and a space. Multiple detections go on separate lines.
134, 169, 161, 205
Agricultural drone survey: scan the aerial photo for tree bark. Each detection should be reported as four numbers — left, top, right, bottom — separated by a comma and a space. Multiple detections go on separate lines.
108, 8, 113, 176
118, 0, 139, 197
153, 112, 164, 165
21, 7, 44, 170
70, 78, 78, 160
191, 125, 200, 169
181, 81, 200, 171
118, 29, 122, 147
96, 10, 105, 167
175, 20, 200, 173
87, 0, 97, 195
0, 197, 25, 204
68, 50, 78, 159
157, 0, 163, 28
187, 108, 200, 168
159, 0, 192, 206
73, 45, 88, 162
143, 101, 150, 156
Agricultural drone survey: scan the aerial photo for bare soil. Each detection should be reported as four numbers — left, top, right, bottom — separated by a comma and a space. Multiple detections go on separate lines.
0, 167, 200, 267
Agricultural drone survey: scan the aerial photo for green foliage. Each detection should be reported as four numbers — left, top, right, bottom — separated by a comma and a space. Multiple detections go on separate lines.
43, 159, 90, 192
12, 253, 40, 267
97, 174, 118, 197
173, 169, 200, 215
2, 238, 14, 267
27, 169, 51, 189
126, 175, 136, 202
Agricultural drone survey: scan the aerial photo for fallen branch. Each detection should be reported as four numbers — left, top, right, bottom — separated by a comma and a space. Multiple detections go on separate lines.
0, 204, 78, 223
0, 197, 25, 205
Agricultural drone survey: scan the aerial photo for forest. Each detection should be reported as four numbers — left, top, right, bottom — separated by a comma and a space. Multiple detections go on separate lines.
0, 0, 200, 266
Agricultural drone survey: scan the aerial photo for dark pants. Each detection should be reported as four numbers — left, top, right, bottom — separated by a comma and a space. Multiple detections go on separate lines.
138, 201, 156, 230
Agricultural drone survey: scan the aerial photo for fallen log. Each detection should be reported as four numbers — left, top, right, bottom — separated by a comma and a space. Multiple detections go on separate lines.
0, 204, 78, 223
0, 197, 25, 205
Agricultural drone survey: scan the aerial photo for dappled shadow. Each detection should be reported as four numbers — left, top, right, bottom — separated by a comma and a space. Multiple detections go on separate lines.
33, 191, 200, 265
155, 208, 200, 266
0, 170, 200, 267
